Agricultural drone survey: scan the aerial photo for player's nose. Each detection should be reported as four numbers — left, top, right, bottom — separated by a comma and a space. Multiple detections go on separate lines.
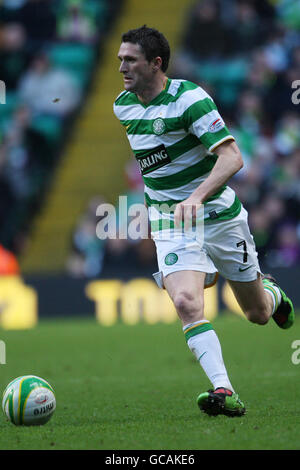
119, 61, 128, 73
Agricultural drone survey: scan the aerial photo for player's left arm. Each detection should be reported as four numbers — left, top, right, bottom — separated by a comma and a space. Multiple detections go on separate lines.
174, 140, 243, 226
190, 139, 243, 203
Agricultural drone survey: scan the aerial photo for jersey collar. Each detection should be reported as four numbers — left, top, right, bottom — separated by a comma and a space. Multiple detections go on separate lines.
135, 78, 171, 108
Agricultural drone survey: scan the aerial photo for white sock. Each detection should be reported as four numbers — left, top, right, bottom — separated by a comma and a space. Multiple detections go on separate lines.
262, 280, 282, 315
183, 321, 234, 392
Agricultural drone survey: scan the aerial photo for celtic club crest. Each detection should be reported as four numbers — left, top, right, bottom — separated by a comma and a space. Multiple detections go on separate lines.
165, 253, 178, 266
153, 118, 166, 135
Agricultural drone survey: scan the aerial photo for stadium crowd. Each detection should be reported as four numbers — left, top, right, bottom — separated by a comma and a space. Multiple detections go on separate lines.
171, 0, 300, 269
0, 0, 299, 277
66, 161, 157, 279
0, 0, 122, 256
69, 0, 300, 278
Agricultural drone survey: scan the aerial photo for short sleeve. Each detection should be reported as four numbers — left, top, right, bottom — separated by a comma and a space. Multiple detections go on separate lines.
182, 94, 235, 152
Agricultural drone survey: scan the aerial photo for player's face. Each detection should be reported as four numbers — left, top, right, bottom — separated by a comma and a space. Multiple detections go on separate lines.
118, 42, 154, 94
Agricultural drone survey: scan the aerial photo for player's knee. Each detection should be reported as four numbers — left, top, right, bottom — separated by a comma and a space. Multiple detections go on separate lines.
173, 290, 203, 321
245, 306, 269, 325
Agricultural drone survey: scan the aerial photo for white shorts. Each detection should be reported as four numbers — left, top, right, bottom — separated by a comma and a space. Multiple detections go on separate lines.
152, 207, 261, 286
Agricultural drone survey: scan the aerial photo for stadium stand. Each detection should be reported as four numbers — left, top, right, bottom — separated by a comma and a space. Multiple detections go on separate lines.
68, 0, 300, 277
16, 0, 193, 274
0, 0, 124, 268
172, 0, 300, 269
0, 0, 299, 278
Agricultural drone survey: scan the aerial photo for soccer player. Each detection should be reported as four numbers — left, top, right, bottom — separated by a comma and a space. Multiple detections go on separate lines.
113, 26, 295, 417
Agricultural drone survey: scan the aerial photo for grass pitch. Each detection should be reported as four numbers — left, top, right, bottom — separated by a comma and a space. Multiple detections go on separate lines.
0, 313, 299, 450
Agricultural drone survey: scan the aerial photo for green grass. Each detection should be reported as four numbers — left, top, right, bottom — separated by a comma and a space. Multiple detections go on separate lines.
0, 313, 299, 450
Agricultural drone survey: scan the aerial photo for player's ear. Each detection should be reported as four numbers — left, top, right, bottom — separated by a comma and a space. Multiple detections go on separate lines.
152, 56, 163, 72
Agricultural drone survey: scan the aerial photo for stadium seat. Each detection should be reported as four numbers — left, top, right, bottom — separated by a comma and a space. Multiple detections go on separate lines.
30, 115, 63, 143
195, 58, 249, 106
48, 43, 96, 87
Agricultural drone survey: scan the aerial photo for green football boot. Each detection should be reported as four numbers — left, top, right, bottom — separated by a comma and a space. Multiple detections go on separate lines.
197, 387, 246, 417
262, 274, 295, 329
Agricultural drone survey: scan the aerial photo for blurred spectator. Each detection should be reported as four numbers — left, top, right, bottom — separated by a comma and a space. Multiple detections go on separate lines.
1, 105, 34, 199
237, 89, 265, 135
124, 159, 144, 205
229, 1, 268, 55
273, 112, 300, 156
173, 0, 300, 268
18, 53, 82, 117
276, 0, 300, 31
66, 196, 108, 278
248, 207, 273, 257
17, 0, 56, 50
56, 0, 98, 44
268, 224, 300, 267
261, 194, 285, 222
0, 23, 30, 90
1, 0, 27, 8
103, 159, 156, 276
251, 0, 276, 21
0, 141, 17, 233
263, 25, 289, 73
0, 0, 299, 273
182, 0, 233, 60
66, 214, 106, 278
1, 104, 53, 198
68, 159, 157, 279
0, 0, 120, 256
245, 48, 275, 95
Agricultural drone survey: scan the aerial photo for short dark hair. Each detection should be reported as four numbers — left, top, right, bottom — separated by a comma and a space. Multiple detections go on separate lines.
121, 25, 170, 73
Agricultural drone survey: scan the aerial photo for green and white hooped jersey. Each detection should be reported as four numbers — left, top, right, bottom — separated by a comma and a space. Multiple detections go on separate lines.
113, 78, 242, 234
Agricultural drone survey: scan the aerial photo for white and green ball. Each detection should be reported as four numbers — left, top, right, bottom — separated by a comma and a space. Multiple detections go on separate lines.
2, 375, 56, 426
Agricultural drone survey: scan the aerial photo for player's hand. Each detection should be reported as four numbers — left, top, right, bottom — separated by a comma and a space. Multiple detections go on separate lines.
174, 197, 203, 230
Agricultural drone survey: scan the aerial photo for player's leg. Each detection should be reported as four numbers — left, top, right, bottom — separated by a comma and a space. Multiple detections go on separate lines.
152, 231, 245, 416
163, 270, 234, 391
220, 260, 294, 331
162, 270, 206, 324
206, 207, 294, 329
163, 269, 245, 416
229, 274, 294, 328
228, 275, 273, 325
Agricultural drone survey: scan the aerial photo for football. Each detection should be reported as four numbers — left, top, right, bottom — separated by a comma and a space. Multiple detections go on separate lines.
2, 375, 56, 426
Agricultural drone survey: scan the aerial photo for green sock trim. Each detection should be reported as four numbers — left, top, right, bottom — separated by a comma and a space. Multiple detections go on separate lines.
262, 280, 280, 312
184, 322, 214, 342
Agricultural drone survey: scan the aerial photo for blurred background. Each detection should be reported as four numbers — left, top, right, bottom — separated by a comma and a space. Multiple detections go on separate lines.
0, 0, 299, 322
